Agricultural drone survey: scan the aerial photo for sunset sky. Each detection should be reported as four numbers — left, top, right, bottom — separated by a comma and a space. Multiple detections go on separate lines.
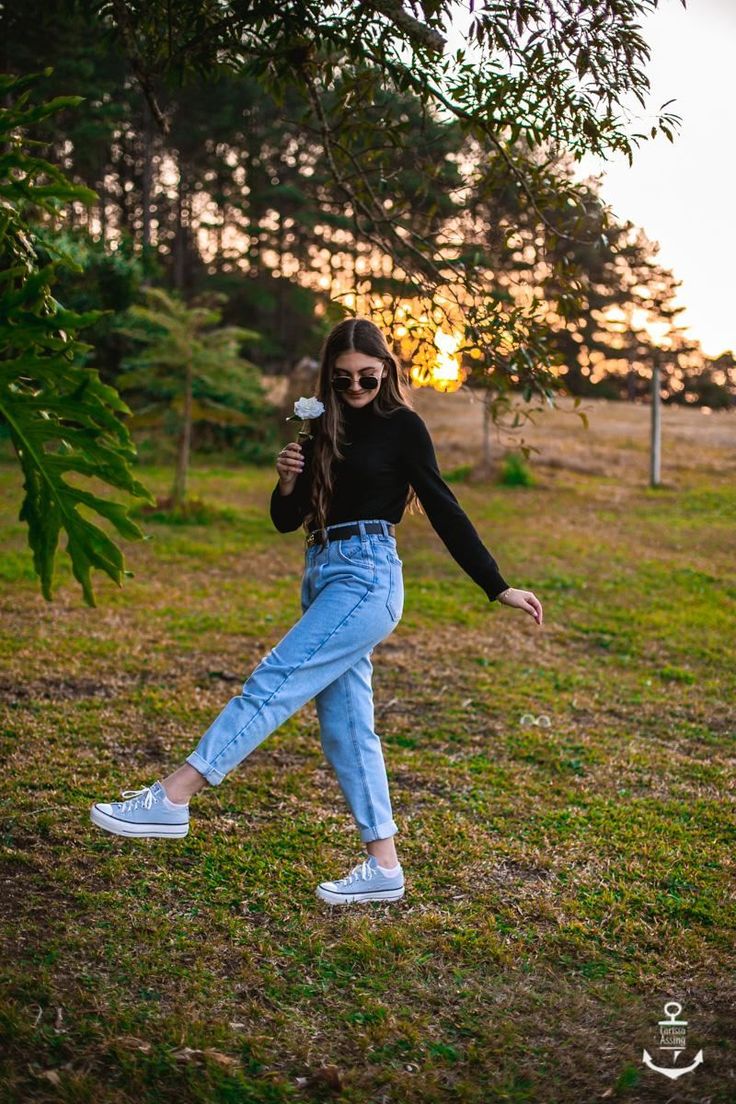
446, 0, 735, 359
574, 0, 735, 359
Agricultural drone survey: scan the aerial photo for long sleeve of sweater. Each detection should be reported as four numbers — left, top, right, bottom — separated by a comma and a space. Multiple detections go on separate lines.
400, 410, 510, 602
269, 439, 313, 532
270, 481, 305, 532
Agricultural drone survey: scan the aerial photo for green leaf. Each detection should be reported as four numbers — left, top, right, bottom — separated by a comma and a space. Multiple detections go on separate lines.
1, 71, 155, 607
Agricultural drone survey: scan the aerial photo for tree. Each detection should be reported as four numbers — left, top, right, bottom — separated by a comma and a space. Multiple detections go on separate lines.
5, 1, 699, 401
114, 286, 266, 508
97, 0, 685, 406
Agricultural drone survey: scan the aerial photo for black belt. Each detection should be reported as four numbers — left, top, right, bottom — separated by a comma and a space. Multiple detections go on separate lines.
306, 521, 396, 548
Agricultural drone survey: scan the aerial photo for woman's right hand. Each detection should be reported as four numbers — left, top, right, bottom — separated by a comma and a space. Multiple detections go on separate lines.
275, 441, 305, 494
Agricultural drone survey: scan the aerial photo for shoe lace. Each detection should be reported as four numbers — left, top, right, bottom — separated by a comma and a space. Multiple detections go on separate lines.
117, 786, 156, 812
336, 859, 375, 886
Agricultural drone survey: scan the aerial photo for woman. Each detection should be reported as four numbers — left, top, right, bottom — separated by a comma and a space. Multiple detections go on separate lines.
90, 317, 543, 905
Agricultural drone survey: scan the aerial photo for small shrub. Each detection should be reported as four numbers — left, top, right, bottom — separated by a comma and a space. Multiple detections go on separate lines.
130, 494, 237, 525
500, 451, 534, 486
442, 464, 472, 483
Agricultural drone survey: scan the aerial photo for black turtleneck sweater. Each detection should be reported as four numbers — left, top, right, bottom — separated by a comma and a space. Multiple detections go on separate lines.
269, 399, 510, 602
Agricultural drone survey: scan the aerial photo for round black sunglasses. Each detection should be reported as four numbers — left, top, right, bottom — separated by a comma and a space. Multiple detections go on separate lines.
331, 374, 381, 392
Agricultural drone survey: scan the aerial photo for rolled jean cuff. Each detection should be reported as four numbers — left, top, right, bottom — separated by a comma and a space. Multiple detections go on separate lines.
360, 817, 399, 843
185, 750, 225, 786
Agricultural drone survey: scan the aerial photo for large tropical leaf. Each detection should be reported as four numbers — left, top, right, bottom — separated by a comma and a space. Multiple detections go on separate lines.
5, 356, 154, 606
0, 70, 156, 607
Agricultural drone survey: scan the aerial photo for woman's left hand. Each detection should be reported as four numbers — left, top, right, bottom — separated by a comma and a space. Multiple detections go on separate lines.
497, 587, 543, 625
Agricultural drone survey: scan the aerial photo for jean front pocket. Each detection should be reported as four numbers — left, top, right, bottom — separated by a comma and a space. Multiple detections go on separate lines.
378, 534, 403, 567
335, 535, 367, 566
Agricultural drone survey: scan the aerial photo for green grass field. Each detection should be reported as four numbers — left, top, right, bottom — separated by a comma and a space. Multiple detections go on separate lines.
1, 414, 734, 1102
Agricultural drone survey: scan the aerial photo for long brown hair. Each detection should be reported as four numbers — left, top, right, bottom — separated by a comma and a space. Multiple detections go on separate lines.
303, 317, 422, 533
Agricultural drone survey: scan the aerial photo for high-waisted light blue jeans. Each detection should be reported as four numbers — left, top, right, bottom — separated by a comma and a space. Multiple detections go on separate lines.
185, 518, 404, 842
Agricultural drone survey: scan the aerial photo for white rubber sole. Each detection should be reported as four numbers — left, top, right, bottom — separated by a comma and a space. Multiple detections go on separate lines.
315, 883, 405, 905
90, 804, 189, 838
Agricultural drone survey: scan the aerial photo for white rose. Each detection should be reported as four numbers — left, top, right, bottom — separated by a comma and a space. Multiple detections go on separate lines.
293, 395, 325, 420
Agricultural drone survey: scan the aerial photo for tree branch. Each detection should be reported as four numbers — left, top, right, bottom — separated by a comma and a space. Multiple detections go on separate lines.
359, 0, 446, 55
110, 0, 171, 134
